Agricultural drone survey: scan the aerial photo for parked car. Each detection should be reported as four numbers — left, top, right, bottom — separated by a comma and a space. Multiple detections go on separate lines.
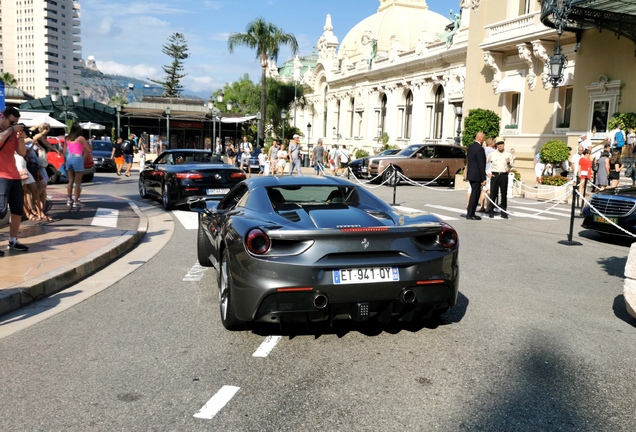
352, 149, 400, 178
581, 187, 636, 237
191, 175, 459, 330
139, 149, 246, 210
91, 139, 115, 171
365, 143, 466, 186
45, 136, 96, 183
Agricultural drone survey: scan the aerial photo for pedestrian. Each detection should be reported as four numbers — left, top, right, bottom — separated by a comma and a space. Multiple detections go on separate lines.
312, 139, 325, 175
214, 137, 223, 160
0, 107, 29, 253
268, 139, 280, 175
609, 123, 626, 153
138, 135, 147, 171
571, 145, 584, 194
276, 143, 288, 176
110, 137, 125, 176
609, 148, 623, 188
288, 134, 302, 175
338, 144, 350, 176
257, 147, 268, 176
239, 136, 253, 176
533, 151, 545, 187
595, 146, 610, 190
63, 123, 91, 208
14, 138, 46, 221
487, 136, 513, 219
226, 139, 236, 166
328, 145, 338, 175
579, 133, 592, 151
122, 133, 136, 176
465, 132, 487, 220
479, 137, 495, 212
577, 148, 593, 202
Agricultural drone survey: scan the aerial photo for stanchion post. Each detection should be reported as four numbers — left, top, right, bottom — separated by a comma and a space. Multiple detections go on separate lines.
391, 164, 397, 205
558, 184, 582, 246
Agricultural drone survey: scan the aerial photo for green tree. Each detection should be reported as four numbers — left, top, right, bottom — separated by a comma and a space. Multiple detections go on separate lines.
0, 72, 17, 86
462, 108, 501, 146
109, 94, 127, 107
608, 112, 636, 131
539, 140, 570, 165
228, 18, 298, 145
151, 32, 190, 97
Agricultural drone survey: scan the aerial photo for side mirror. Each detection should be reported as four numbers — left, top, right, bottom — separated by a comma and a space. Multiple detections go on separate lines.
190, 198, 220, 215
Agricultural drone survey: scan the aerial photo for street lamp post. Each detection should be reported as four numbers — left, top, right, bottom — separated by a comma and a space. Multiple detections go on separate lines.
166, 106, 171, 149
281, 109, 287, 141
51, 85, 79, 123
547, 0, 573, 87
306, 123, 312, 168
116, 104, 122, 138
454, 105, 463, 145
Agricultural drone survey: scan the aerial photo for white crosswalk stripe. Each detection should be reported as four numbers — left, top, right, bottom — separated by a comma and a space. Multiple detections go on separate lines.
509, 206, 571, 218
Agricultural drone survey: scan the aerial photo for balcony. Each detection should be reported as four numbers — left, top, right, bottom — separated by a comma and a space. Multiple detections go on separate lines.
481, 12, 556, 51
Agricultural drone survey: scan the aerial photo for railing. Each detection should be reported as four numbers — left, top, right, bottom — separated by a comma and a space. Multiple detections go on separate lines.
485, 12, 542, 38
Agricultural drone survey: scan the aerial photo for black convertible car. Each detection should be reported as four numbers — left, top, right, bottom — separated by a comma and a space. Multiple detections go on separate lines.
581, 186, 636, 237
191, 176, 460, 330
139, 149, 246, 210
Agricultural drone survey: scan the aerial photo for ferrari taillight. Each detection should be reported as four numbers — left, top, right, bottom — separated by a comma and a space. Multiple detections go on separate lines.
246, 229, 271, 254
176, 172, 203, 180
439, 224, 458, 249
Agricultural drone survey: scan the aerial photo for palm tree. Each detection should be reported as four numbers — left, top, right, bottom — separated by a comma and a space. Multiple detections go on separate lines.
0, 72, 17, 86
228, 18, 298, 146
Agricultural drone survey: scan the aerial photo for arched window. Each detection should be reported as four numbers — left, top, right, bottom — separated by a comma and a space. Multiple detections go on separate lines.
433, 86, 445, 140
404, 91, 413, 139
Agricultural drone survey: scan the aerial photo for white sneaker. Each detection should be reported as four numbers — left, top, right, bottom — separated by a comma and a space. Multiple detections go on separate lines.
66, 199, 72, 207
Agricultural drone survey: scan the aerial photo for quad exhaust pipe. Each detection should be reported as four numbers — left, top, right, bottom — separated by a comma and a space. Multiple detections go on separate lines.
312, 293, 329, 309
399, 289, 417, 304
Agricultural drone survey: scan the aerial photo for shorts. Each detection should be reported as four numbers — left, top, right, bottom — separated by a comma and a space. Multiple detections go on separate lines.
314, 161, 324, 173
609, 171, 620, 180
124, 154, 134, 164
241, 154, 251, 165
66, 154, 85, 172
340, 162, 349, 169
259, 165, 265, 173
276, 159, 286, 169
0, 178, 25, 217
114, 155, 124, 165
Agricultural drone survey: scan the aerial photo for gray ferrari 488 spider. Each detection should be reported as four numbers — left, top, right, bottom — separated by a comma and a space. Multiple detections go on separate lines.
191, 176, 459, 330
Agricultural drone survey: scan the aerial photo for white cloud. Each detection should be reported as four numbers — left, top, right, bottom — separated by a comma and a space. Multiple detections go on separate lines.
96, 60, 160, 80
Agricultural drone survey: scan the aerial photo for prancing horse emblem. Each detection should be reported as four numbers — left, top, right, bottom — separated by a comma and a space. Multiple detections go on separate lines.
361, 238, 369, 249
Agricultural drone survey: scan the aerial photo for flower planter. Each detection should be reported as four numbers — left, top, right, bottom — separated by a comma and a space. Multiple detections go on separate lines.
535, 183, 572, 203
454, 174, 468, 190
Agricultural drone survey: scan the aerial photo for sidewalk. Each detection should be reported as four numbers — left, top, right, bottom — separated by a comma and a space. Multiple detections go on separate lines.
0, 188, 147, 316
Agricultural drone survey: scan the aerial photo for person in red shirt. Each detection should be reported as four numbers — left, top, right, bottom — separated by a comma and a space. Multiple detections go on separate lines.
577, 148, 593, 203
0, 107, 28, 254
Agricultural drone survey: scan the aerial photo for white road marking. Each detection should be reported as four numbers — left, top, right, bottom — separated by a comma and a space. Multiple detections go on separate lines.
430, 213, 459, 221
91, 208, 119, 228
252, 336, 282, 358
393, 206, 458, 220
505, 210, 555, 220
193, 386, 240, 420
183, 263, 209, 282
509, 206, 570, 217
173, 210, 199, 230
425, 204, 467, 214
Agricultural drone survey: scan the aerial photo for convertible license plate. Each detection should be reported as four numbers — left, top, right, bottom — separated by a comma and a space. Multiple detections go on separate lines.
333, 267, 399, 285
593, 215, 617, 224
207, 188, 230, 195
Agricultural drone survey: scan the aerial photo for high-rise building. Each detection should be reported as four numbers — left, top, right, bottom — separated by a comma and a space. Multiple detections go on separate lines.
0, 0, 82, 98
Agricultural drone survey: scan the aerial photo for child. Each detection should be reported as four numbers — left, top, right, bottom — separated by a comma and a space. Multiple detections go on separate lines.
258, 148, 268, 176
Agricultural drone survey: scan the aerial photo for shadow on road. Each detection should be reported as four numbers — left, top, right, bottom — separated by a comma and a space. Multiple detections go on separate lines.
613, 294, 636, 328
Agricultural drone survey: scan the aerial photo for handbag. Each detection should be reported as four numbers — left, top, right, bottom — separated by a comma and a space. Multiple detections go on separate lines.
626, 164, 634, 178
38, 153, 48, 167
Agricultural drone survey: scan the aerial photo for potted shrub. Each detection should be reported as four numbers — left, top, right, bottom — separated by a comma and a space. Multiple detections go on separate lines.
454, 166, 467, 190
462, 108, 501, 147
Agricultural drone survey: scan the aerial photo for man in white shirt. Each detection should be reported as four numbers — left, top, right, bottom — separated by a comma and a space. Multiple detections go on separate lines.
239, 136, 253, 175
486, 137, 513, 219
579, 134, 592, 150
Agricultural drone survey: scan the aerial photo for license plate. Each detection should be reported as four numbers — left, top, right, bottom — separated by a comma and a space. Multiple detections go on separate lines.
593, 215, 617, 224
207, 188, 229, 195
361, 167, 368, 173
333, 267, 399, 285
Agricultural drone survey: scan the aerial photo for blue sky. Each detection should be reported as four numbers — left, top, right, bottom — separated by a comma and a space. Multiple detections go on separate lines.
80, 0, 456, 98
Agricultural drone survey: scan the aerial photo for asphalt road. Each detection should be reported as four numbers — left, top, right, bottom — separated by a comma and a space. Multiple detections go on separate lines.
0, 172, 634, 431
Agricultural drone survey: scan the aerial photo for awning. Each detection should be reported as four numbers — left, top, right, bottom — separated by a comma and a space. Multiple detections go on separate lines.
496, 75, 524, 94
19, 111, 67, 128
220, 115, 257, 124
540, 0, 636, 44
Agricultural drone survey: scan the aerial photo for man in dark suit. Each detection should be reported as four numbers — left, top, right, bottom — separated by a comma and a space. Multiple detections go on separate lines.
466, 132, 487, 220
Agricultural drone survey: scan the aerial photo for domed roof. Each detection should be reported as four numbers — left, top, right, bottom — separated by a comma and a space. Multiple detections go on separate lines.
338, 0, 450, 62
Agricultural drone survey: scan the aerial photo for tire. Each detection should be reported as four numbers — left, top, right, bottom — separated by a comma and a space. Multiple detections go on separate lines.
161, 181, 174, 210
197, 221, 214, 267
83, 173, 94, 183
383, 167, 400, 186
218, 250, 247, 330
139, 176, 148, 199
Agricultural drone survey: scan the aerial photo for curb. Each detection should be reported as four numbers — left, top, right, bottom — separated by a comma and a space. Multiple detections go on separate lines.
0, 202, 148, 316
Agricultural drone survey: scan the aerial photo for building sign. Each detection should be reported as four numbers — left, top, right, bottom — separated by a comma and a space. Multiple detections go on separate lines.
171, 121, 204, 129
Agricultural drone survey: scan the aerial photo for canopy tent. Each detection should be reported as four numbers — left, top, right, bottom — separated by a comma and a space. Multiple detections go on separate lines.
19, 112, 66, 128
220, 115, 257, 123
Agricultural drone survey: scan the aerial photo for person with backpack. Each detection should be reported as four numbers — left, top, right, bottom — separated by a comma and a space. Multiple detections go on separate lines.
609, 124, 626, 153
121, 133, 137, 177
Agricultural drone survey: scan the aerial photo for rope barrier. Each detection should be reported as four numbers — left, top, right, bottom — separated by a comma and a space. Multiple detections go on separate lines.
576, 190, 636, 238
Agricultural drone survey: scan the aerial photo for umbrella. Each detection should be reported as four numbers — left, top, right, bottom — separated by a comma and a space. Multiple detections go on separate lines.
21, 113, 66, 128
80, 121, 106, 138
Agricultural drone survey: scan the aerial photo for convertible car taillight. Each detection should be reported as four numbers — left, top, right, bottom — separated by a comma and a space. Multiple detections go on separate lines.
231, 172, 247, 180
439, 224, 458, 248
176, 172, 203, 180
246, 229, 271, 254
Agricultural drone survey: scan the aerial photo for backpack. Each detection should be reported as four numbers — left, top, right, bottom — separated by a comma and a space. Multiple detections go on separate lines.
615, 131, 625, 147
121, 140, 132, 153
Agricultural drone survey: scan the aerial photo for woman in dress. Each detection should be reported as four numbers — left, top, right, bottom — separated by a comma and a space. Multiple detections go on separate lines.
609, 148, 623, 188
63, 123, 91, 207
595, 149, 610, 190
